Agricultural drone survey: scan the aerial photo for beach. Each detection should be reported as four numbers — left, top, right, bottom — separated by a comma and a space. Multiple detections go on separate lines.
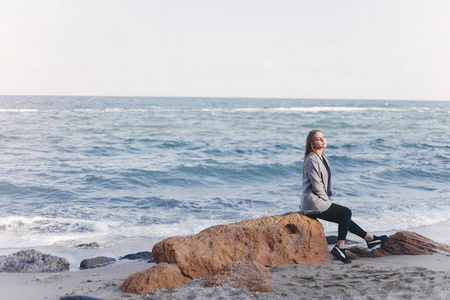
2, 0, 450, 297
1, 251, 449, 300
0, 97, 449, 299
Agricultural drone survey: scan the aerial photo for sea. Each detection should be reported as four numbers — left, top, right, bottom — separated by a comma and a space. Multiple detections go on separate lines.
0, 96, 449, 268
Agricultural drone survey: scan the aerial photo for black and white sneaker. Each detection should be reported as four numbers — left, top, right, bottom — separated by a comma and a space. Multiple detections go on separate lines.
331, 245, 351, 264
367, 235, 388, 249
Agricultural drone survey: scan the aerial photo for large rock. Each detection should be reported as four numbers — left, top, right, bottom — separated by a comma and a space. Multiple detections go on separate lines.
0, 249, 70, 273
205, 260, 274, 292
348, 231, 450, 259
152, 212, 332, 279
120, 263, 191, 295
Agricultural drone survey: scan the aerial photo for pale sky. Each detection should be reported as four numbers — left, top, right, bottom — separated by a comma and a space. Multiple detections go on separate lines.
1, 0, 450, 100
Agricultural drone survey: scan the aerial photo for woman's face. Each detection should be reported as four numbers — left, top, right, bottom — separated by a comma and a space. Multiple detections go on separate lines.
312, 131, 327, 151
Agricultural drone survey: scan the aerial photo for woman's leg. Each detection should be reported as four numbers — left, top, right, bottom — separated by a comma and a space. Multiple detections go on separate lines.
308, 203, 388, 262
310, 203, 352, 242
348, 220, 368, 240
310, 204, 354, 263
310, 203, 368, 245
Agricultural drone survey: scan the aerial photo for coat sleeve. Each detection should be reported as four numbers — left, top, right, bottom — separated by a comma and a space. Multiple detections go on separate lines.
304, 156, 330, 202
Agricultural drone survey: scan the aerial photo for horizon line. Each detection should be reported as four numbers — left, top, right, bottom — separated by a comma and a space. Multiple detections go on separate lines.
1, 94, 448, 102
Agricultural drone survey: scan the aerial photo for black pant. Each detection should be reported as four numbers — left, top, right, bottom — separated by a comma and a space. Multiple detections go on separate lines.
307, 203, 367, 241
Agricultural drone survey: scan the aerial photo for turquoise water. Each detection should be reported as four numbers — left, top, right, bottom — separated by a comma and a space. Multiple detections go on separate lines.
0, 96, 449, 263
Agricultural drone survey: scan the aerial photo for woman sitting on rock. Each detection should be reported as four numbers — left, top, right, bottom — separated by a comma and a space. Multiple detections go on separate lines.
300, 129, 388, 264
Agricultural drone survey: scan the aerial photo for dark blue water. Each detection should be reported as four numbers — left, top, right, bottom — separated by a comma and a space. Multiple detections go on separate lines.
0, 96, 449, 262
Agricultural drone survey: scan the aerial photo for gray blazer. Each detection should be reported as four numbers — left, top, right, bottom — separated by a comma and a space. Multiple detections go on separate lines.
300, 153, 333, 214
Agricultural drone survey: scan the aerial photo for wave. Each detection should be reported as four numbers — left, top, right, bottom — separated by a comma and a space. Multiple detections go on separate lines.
234, 107, 392, 113
0, 108, 40, 112
349, 202, 450, 234
0, 107, 160, 114
0, 215, 112, 249
172, 162, 300, 183
193, 106, 412, 114
0, 213, 229, 251
0, 181, 77, 201
0, 106, 442, 115
0, 216, 104, 234
376, 168, 449, 184
2, 200, 449, 251
83, 162, 302, 190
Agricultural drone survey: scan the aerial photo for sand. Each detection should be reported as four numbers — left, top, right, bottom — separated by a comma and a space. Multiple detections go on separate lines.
0, 261, 150, 300
0, 253, 449, 300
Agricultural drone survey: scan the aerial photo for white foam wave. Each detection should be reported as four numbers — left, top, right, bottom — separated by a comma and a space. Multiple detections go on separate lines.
73, 108, 152, 113
0, 216, 116, 249
0, 215, 222, 250
0, 107, 160, 114
273, 107, 389, 112
197, 106, 407, 113
0, 106, 437, 115
0, 108, 40, 112
1, 202, 448, 251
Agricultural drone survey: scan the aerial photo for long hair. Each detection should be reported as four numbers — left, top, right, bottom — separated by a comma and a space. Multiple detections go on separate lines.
302, 129, 325, 179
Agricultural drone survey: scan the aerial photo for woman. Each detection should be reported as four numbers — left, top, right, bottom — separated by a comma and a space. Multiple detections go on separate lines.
300, 129, 387, 263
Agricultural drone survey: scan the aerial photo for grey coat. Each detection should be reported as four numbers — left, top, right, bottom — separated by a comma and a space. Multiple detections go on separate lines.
300, 153, 333, 214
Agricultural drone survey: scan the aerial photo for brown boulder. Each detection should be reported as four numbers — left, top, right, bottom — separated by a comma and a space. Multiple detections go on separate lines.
205, 260, 274, 292
348, 231, 450, 258
120, 263, 191, 295
152, 212, 333, 279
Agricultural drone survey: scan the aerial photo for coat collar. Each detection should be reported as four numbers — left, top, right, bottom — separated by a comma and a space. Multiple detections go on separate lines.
309, 152, 330, 166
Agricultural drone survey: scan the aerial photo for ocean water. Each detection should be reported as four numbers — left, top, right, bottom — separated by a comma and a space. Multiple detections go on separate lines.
0, 96, 449, 266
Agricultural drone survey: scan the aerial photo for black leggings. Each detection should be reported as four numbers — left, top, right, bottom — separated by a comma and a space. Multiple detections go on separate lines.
307, 203, 367, 241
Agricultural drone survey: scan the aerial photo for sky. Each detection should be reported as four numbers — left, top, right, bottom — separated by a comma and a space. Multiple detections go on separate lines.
1, 0, 450, 100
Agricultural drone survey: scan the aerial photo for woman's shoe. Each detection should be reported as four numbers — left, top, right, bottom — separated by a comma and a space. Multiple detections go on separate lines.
367, 235, 388, 249
331, 245, 351, 264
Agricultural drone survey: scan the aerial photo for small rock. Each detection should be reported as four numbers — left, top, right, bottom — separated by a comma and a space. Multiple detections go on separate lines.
75, 242, 100, 249
120, 262, 191, 295
60, 296, 101, 300
80, 256, 116, 270
348, 231, 450, 259
119, 251, 153, 261
0, 249, 70, 273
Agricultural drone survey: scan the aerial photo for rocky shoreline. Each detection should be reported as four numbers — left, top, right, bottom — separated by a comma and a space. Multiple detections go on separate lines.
0, 248, 155, 273
1, 212, 450, 300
